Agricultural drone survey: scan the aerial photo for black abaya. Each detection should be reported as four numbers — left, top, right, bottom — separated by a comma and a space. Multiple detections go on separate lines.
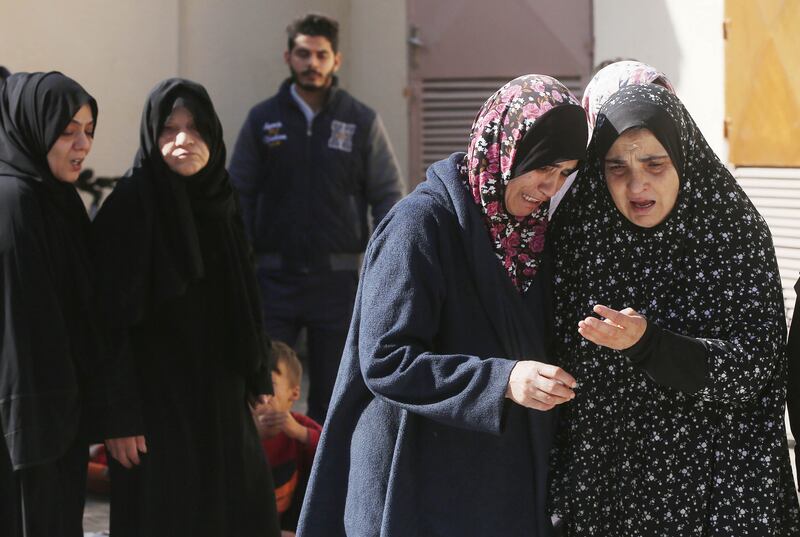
0, 71, 100, 537
93, 78, 278, 537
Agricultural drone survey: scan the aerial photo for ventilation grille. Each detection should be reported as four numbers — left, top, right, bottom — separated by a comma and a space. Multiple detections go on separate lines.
736, 167, 800, 323
419, 77, 583, 178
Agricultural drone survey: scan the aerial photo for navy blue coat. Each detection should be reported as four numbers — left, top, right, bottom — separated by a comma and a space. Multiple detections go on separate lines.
297, 154, 558, 536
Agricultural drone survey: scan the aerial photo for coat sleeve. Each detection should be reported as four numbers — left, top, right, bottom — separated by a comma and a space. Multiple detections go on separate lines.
228, 109, 264, 242
357, 202, 516, 434
364, 115, 404, 228
688, 223, 787, 405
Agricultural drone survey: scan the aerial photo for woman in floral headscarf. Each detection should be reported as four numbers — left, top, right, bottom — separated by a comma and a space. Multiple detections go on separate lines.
297, 74, 587, 536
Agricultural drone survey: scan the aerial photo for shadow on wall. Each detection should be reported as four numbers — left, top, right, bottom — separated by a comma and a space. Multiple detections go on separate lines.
592, 0, 682, 89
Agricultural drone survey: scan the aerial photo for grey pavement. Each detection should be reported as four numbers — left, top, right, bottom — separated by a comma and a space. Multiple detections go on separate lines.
83, 412, 800, 535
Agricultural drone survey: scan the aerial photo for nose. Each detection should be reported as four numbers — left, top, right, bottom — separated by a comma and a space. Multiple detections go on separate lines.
628, 167, 647, 194
74, 130, 92, 151
539, 171, 560, 199
175, 131, 190, 146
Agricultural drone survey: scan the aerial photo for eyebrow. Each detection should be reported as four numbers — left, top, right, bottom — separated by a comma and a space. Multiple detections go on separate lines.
69, 119, 95, 127
604, 154, 668, 164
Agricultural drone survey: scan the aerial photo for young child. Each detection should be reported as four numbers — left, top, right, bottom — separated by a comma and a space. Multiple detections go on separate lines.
252, 341, 322, 535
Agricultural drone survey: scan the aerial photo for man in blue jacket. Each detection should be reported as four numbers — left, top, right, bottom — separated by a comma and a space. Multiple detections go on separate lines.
230, 13, 403, 424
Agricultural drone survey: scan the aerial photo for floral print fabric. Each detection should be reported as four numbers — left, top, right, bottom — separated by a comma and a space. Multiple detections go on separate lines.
461, 74, 581, 292
582, 60, 675, 130
549, 84, 800, 536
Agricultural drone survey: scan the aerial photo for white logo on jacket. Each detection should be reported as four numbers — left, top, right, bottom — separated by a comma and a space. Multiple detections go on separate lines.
328, 120, 356, 152
262, 121, 287, 146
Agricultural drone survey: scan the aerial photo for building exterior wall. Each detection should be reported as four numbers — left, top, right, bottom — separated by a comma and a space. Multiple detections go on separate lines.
0, 0, 180, 177
0, 0, 409, 184
593, 0, 727, 160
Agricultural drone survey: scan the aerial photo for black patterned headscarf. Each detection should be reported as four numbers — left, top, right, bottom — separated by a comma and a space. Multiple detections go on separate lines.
460, 74, 586, 292
549, 84, 790, 532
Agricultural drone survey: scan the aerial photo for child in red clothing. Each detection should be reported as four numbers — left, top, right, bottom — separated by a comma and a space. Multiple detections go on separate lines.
252, 341, 321, 536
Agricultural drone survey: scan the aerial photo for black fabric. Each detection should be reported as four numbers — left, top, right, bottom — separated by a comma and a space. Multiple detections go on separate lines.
93, 78, 279, 536
512, 104, 587, 177
786, 276, 800, 490
550, 84, 799, 534
298, 154, 558, 537
0, 433, 88, 537
0, 72, 102, 471
94, 78, 271, 400
621, 319, 707, 394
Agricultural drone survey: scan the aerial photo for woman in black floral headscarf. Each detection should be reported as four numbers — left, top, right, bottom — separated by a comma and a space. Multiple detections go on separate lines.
550, 83, 800, 535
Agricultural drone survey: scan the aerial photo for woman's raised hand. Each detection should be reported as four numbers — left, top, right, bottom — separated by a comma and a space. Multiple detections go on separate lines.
578, 304, 647, 350
506, 361, 577, 411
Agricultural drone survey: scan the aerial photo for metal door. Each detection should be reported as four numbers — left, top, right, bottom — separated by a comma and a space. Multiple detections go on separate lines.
407, 0, 594, 184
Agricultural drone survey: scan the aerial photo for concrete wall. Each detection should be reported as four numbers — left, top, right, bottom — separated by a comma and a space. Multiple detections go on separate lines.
0, 0, 180, 176
0, 0, 409, 183
593, 0, 727, 160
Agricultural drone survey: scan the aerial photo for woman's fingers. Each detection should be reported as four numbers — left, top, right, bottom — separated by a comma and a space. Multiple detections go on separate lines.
136, 435, 148, 454
506, 361, 577, 410
536, 363, 577, 388
579, 306, 647, 350
105, 436, 146, 469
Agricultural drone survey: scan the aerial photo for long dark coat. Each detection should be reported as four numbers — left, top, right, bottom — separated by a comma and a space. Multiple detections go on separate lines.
297, 154, 559, 537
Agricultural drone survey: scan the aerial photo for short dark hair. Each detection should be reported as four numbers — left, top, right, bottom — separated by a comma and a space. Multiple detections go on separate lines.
286, 13, 339, 53
271, 340, 303, 388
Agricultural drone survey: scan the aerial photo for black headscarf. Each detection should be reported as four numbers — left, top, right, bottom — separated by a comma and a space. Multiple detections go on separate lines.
0, 72, 97, 231
0, 72, 99, 468
94, 78, 271, 396
549, 84, 788, 532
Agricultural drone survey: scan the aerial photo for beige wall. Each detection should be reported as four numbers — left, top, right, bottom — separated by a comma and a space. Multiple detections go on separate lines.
593, 0, 727, 160
0, 0, 409, 184
0, 0, 180, 176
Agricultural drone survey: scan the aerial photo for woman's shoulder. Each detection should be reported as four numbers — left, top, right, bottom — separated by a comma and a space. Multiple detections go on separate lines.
375, 187, 452, 240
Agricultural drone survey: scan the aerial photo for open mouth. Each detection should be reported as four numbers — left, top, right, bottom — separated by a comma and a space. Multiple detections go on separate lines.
630, 200, 655, 211
70, 158, 84, 170
522, 193, 542, 205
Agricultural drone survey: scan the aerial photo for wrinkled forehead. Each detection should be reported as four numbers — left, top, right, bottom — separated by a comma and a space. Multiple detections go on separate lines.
596, 86, 683, 171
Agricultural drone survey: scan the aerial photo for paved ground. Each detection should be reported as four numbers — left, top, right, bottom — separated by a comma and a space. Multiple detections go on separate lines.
83, 412, 800, 535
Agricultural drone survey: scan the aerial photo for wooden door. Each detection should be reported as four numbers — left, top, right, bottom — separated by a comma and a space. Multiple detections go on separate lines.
725, 0, 800, 166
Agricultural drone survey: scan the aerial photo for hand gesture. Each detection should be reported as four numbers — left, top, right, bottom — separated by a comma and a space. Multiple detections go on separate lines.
578, 304, 647, 350
506, 361, 577, 411
105, 435, 147, 469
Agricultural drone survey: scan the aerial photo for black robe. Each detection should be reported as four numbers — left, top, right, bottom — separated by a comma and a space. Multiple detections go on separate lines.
298, 154, 559, 537
93, 79, 278, 537
0, 72, 100, 537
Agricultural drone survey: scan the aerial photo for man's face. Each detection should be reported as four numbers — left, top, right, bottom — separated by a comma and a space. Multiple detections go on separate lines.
285, 33, 341, 92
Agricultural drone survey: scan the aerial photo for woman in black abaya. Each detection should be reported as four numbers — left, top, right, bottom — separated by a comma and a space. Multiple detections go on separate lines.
94, 79, 279, 537
0, 72, 102, 536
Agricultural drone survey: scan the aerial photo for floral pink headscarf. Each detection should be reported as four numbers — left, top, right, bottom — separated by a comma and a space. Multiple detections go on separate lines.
462, 74, 584, 292
582, 60, 676, 129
